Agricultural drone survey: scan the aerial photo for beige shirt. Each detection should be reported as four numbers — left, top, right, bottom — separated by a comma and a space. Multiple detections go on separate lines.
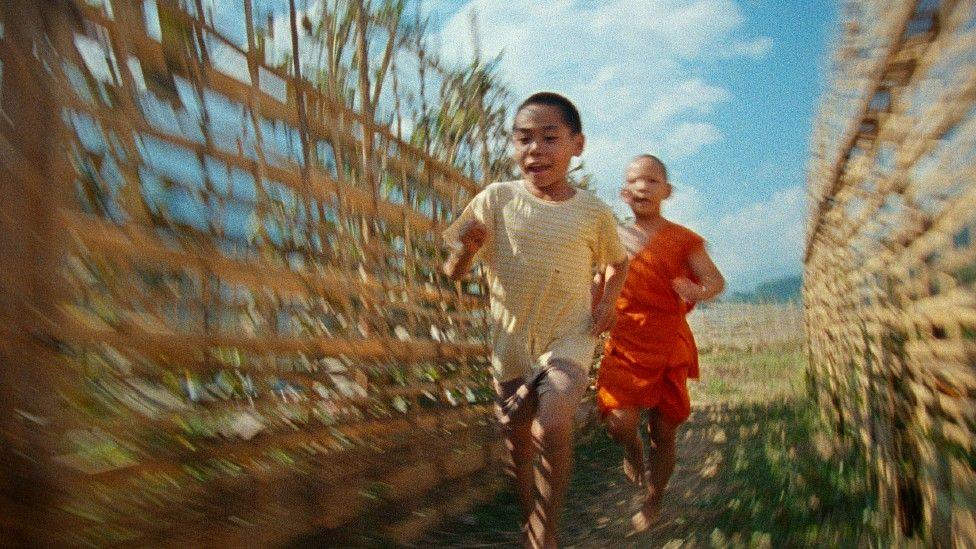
444, 180, 627, 382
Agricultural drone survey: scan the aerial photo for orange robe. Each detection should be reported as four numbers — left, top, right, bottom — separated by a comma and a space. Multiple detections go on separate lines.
596, 222, 704, 425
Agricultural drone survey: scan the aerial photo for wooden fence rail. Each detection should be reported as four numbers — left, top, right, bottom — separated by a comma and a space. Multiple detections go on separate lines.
0, 0, 508, 545
687, 302, 804, 352
805, 0, 976, 544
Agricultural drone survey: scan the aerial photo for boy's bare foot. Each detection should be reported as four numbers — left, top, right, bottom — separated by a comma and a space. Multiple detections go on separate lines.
623, 456, 644, 486
631, 498, 661, 532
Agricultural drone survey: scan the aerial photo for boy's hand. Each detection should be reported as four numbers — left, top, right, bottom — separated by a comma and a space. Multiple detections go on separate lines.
672, 277, 702, 303
443, 219, 487, 281
590, 298, 617, 336
459, 220, 488, 254
590, 272, 605, 312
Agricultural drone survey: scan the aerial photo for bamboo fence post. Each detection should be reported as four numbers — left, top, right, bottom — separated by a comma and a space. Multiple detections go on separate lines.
0, 0, 503, 544
0, 1, 84, 543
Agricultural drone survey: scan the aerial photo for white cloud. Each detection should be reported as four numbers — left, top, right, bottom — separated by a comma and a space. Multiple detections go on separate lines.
700, 186, 807, 290
586, 0, 745, 58
643, 79, 732, 126
725, 36, 774, 59
436, 1, 769, 197
662, 182, 706, 227
662, 122, 723, 159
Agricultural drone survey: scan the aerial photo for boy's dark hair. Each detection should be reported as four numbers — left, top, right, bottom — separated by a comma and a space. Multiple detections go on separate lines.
635, 153, 668, 181
516, 92, 582, 135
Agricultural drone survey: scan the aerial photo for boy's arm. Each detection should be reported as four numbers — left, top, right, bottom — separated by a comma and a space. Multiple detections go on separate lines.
590, 271, 605, 311
442, 247, 478, 281
442, 220, 487, 281
673, 246, 725, 301
590, 257, 629, 336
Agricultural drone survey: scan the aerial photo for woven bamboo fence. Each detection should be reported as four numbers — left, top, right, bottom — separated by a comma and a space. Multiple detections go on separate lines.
0, 0, 514, 545
805, 0, 976, 544
687, 302, 804, 352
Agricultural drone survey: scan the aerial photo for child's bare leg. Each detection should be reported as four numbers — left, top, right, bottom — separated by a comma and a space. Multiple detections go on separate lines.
646, 410, 678, 503
496, 376, 541, 532
603, 408, 644, 486
525, 360, 587, 549
504, 417, 539, 527
634, 410, 678, 530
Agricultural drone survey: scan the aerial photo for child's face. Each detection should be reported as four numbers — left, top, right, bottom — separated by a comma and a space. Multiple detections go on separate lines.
622, 157, 670, 216
512, 104, 584, 188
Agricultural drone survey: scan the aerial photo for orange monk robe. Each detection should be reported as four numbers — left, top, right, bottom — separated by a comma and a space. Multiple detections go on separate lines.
596, 222, 704, 425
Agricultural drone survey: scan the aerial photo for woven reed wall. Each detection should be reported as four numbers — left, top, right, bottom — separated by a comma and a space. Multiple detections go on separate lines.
804, 0, 976, 544
0, 1, 510, 545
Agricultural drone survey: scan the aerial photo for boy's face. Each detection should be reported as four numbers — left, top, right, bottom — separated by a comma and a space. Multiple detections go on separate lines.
622, 157, 670, 215
512, 104, 584, 189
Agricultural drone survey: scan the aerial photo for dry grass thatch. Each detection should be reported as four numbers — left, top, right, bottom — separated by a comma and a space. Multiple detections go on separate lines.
804, 0, 976, 544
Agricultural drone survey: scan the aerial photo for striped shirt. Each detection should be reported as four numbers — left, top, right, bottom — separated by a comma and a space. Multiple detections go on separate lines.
444, 180, 627, 381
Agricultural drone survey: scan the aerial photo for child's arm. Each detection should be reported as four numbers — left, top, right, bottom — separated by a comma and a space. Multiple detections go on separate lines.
590, 271, 605, 311
673, 246, 725, 302
442, 219, 488, 281
590, 257, 629, 336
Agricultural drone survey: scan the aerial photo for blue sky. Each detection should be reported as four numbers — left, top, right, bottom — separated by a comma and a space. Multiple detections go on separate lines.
79, 0, 839, 292
429, 1, 840, 291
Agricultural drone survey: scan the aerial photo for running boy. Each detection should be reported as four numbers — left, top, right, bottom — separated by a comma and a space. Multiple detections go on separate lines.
442, 92, 629, 549
594, 154, 725, 531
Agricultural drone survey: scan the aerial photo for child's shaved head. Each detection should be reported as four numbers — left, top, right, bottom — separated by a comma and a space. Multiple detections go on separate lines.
633, 154, 668, 181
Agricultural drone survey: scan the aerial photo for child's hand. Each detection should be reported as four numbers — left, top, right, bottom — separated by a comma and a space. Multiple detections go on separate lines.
672, 277, 702, 303
591, 298, 617, 336
590, 272, 605, 312
459, 220, 488, 253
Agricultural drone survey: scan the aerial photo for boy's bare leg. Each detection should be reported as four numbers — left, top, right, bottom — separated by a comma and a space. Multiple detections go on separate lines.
496, 376, 541, 533
647, 410, 678, 503
505, 417, 539, 527
634, 410, 678, 530
603, 408, 644, 486
525, 360, 587, 549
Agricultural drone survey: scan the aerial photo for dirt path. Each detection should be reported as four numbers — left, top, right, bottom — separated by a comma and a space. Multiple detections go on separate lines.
422, 351, 872, 548
422, 404, 749, 548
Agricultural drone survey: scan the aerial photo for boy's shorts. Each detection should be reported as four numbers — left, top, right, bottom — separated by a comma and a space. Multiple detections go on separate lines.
493, 359, 589, 428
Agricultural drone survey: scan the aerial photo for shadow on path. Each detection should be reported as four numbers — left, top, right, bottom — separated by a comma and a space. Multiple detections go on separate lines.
422, 396, 872, 547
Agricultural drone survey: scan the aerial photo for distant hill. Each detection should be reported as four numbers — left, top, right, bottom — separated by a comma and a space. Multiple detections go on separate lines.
724, 275, 802, 303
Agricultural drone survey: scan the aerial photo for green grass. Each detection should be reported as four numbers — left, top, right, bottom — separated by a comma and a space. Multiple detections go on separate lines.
422, 349, 881, 548
679, 398, 877, 547
691, 348, 807, 405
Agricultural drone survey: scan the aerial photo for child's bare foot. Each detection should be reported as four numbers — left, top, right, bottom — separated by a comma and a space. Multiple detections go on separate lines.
623, 456, 644, 486
631, 498, 661, 532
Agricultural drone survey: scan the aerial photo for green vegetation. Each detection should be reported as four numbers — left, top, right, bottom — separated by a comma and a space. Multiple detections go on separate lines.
691, 349, 806, 405
423, 349, 881, 547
